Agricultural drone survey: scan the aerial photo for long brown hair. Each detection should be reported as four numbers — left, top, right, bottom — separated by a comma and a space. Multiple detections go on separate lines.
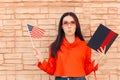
51, 12, 84, 57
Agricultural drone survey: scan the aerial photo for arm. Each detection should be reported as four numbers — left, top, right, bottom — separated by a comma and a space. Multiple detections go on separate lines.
37, 56, 56, 75
84, 47, 98, 75
33, 48, 56, 75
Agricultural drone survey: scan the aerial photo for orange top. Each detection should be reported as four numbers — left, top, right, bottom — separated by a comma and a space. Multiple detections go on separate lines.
37, 37, 98, 77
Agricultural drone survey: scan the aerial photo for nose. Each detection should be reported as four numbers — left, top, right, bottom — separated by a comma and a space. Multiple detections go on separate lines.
68, 24, 71, 28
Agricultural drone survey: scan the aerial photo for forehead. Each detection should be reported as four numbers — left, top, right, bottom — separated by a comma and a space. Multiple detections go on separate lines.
63, 16, 74, 21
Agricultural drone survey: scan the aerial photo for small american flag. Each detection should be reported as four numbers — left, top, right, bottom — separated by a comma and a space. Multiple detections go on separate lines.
27, 24, 45, 38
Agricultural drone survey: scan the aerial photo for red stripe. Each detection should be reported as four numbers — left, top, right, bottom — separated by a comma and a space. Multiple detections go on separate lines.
99, 30, 115, 51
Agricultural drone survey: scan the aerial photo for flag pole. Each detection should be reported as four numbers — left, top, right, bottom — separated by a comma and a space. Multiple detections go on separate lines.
26, 25, 35, 48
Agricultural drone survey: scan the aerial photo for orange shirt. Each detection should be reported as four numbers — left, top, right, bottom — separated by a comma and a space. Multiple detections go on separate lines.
37, 37, 98, 77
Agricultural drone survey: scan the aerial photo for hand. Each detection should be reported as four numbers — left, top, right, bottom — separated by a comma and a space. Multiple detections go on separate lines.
32, 48, 44, 62
94, 46, 106, 66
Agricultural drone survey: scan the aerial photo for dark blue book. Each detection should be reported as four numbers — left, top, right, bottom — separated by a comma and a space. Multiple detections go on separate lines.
87, 24, 118, 54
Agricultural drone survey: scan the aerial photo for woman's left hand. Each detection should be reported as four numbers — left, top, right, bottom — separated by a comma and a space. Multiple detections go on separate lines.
94, 46, 106, 66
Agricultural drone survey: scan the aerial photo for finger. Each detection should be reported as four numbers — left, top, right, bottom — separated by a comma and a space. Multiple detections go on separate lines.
100, 47, 104, 52
97, 49, 101, 55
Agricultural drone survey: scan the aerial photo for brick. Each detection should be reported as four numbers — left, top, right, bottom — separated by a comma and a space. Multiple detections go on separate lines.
16, 75, 33, 80
38, 19, 55, 25
48, 13, 61, 18
3, 20, 21, 26
40, 40, 50, 47
2, 25, 21, 30
23, 65, 38, 70
16, 42, 38, 47
75, 7, 83, 13
83, 3, 102, 7
0, 54, 3, 60
15, 7, 40, 13
15, 14, 47, 19
15, 64, 23, 70
0, 75, 6, 80
6, 75, 15, 80
0, 31, 15, 37
0, 8, 6, 14
5, 60, 22, 64
108, 8, 118, 14
0, 48, 12, 54
33, 75, 41, 80
40, 7, 48, 13
106, 19, 120, 26
0, 64, 15, 70
6, 42, 15, 47
48, 7, 74, 13
41, 75, 49, 80
22, 20, 37, 27
16, 30, 23, 36
83, 8, 108, 14
0, 15, 12, 19
110, 74, 118, 80
4, 54, 21, 59
0, 0, 22, 2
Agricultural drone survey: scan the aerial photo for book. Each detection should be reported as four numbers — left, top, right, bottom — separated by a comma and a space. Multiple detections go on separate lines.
87, 24, 119, 54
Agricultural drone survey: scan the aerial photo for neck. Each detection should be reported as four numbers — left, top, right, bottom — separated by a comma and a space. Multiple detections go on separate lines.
65, 35, 75, 43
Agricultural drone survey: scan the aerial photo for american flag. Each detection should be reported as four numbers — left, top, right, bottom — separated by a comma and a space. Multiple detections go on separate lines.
27, 24, 45, 38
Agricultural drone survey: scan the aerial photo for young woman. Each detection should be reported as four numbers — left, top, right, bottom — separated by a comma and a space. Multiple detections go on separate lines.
33, 12, 105, 80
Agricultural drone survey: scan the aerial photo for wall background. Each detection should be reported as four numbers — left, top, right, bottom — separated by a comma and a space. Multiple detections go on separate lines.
0, 0, 120, 80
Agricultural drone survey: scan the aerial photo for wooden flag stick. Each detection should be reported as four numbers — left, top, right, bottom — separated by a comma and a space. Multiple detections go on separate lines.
26, 25, 35, 48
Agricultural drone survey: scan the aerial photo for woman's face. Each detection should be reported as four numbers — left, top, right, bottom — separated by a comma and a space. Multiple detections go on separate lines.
62, 16, 76, 37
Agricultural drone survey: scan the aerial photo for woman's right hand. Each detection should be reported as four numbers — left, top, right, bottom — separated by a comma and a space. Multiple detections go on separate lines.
33, 48, 44, 62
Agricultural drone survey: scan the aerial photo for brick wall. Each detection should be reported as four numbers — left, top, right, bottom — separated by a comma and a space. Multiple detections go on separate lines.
0, 0, 120, 80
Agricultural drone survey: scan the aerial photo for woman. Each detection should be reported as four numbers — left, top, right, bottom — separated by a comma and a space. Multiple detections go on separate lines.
33, 12, 105, 80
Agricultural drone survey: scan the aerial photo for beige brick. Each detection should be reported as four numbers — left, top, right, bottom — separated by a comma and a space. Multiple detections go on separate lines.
3, 20, 21, 26
2, 25, 21, 30
16, 75, 33, 80
48, 13, 61, 18
6, 75, 15, 80
83, 8, 108, 14
15, 14, 47, 19
108, 8, 118, 14
33, 75, 41, 80
16, 30, 23, 36
15, 64, 23, 70
4, 54, 21, 59
81, 24, 90, 36
38, 19, 55, 25
0, 0, 22, 2
48, 7, 74, 13
22, 20, 37, 27
0, 20, 3, 26
83, 3, 102, 7
6, 42, 15, 47
75, 7, 83, 13
0, 64, 15, 70
0, 48, 12, 54
0, 14, 12, 19
0, 75, 6, 80
110, 75, 118, 80
0, 54, 3, 60
40, 7, 48, 13
40, 40, 51, 47
0, 8, 6, 14
0, 31, 15, 37
23, 65, 38, 70
41, 75, 49, 80
15, 7, 40, 13
5, 60, 22, 64
106, 19, 120, 26
16, 42, 37, 47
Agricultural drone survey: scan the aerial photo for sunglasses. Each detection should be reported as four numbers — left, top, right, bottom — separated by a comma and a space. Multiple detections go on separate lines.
62, 21, 76, 26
